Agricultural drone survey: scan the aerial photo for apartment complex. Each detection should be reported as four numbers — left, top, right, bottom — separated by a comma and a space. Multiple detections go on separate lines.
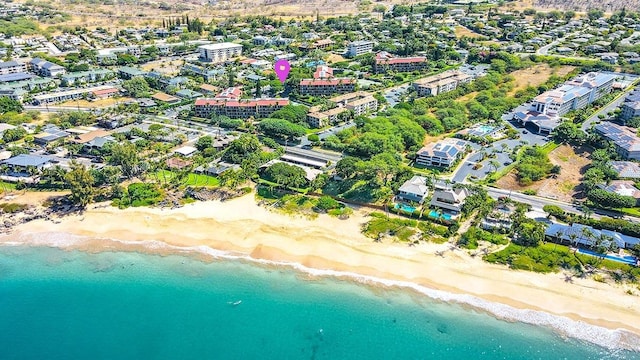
346, 40, 374, 57
531, 72, 616, 116
299, 78, 356, 96
594, 122, 640, 160
307, 107, 346, 128
30, 58, 66, 77
198, 43, 243, 63
33, 85, 116, 105
306, 92, 378, 128
621, 89, 640, 122
412, 70, 471, 97
0, 61, 27, 76
194, 98, 289, 119
61, 69, 114, 86
373, 52, 428, 73
416, 138, 469, 168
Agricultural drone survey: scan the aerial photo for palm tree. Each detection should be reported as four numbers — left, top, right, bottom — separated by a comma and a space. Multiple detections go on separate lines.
568, 232, 579, 251
580, 227, 595, 247
0, 164, 9, 193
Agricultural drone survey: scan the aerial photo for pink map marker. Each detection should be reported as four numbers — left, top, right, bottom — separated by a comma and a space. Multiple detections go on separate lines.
274, 59, 291, 83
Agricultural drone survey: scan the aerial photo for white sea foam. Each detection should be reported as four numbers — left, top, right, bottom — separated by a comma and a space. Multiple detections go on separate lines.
3, 232, 640, 352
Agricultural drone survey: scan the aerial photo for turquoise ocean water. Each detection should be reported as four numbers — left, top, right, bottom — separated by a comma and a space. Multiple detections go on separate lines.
0, 245, 637, 360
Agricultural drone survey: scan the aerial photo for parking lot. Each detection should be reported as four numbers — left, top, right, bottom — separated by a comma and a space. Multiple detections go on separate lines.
452, 104, 551, 183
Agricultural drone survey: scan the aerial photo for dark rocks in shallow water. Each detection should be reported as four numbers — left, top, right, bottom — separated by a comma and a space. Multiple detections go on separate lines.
437, 323, 449, 334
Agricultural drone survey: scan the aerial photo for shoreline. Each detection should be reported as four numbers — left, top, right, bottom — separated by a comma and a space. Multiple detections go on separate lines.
2, 194, 640, 351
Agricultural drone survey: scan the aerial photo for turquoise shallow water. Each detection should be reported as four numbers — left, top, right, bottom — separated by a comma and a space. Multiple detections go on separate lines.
0, 245, 636, 360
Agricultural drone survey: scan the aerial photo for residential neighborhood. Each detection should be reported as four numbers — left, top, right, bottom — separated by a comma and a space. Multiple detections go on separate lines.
1, 0, 640, 291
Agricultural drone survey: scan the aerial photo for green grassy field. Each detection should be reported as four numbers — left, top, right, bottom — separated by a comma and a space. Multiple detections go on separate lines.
0, 181, 17, 192
154, 170, 220, 187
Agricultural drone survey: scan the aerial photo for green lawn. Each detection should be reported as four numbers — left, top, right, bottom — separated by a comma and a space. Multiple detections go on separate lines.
0, 181, 17, 192
154, 170, 220, 187
620, 208, 640, 218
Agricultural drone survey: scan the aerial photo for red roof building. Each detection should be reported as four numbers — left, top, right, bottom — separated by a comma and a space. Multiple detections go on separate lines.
299, 78, 356, 96
373, 52, 428, 74
195, 98, 289, 119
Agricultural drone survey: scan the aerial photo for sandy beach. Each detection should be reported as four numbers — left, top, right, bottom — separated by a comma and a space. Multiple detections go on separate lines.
2, 193, 640, 349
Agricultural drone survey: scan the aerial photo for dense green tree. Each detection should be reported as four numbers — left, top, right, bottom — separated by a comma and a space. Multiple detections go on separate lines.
122, 77, 151, 98
513, 219, 546, 247
2, 127, 26, 142
195, 135, 213, 151
108, 142, 140, 178
258, 118, 306, 141
222, 134, 262, 164
552, 122, 585, 145
587, 189, 636, 209
0, 97, 23, 114
516, 146, 553, 185
64, 161, 96, 208
335, 156, 361, 179
264, 162, 308, 189
269, 105, 309, 125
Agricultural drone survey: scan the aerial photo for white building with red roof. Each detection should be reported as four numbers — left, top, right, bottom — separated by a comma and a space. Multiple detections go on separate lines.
194, 98, 289, 119
373, 52, 428, 73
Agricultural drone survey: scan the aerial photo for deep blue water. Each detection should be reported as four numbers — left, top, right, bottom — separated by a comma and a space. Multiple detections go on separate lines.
0, 245, 635, 360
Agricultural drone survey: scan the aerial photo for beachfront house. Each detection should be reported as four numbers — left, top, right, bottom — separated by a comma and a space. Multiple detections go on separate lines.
396, 176, 429, 204
481, 202, 516, 231
0, 154, 54, 183
429, 181, 470, 215
545, 223, 640, 249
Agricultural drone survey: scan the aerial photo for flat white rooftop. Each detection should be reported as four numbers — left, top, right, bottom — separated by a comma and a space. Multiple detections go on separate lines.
199, 43, 242, 50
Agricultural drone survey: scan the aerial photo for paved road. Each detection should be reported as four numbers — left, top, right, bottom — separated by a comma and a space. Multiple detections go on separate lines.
581, 83, 639, 131
487, 187, 639, 222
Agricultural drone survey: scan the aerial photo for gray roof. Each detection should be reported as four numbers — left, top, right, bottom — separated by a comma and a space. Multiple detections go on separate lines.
0, 61, 23, 69
0, 73, 34, 83
610, 161, 640, 179
1, 154, 52, 167
545, 223, 640, 249
398, 176, 429, 196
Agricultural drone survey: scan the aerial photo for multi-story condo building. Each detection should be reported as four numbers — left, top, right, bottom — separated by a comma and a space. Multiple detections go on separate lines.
307, 107, 346, 128
594, 123, 640, 160
347, 40, 374, 58
531, 72, 617, 116
61, 69, 114, 86
0, 61, 27, 76
194, 98, 289, 119
344, 94, 377, 116
621, 89, 640, 122
413, 70, 471, 97
30, 58, 66, 78
416, 138, 469, 168
306, 92, 377, 128
299, 79, 356, 96
198, 43, 243, 63
373, 52, 428, 73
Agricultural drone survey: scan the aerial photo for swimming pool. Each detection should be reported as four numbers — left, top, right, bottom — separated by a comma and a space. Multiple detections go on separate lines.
468, 125, 496, 137
428, 210, 453, 221
577, 248, 638, 266
394, 203, 417, 213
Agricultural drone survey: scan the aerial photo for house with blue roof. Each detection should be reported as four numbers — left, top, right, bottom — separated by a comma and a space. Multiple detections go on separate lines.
30, 58, 66, 78
396, 176, 429, 204
416, 138, 469, 168
0, 154, 54, 181
545, 222, 640, 250
594, 123, 640, 160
